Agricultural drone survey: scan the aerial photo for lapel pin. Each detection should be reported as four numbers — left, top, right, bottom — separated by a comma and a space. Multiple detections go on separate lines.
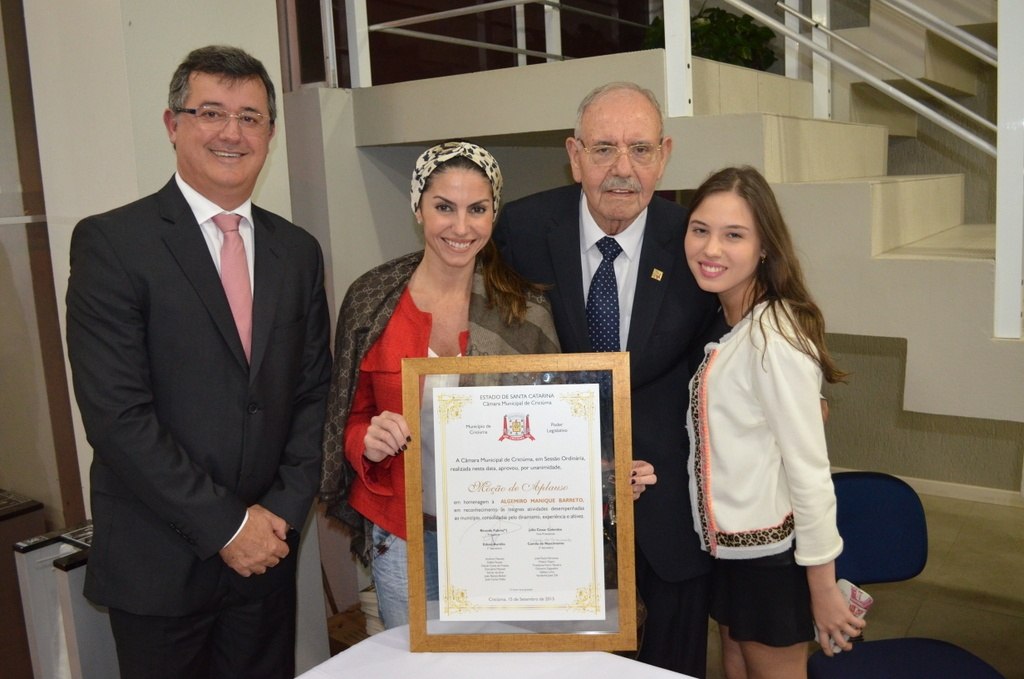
651, 268, 663, 281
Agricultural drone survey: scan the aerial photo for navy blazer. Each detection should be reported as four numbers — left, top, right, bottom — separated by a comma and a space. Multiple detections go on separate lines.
494, 184, 720, 582
66, 178, 332, 615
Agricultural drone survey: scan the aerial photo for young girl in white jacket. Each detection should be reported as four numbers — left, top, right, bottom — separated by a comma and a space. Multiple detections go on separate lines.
684, 166, 864, 679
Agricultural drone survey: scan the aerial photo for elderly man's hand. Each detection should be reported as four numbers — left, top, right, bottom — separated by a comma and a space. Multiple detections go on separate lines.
219, 504, 290, 577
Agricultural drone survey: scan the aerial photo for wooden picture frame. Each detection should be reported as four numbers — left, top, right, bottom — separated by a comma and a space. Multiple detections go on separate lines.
401, 352, 636, 652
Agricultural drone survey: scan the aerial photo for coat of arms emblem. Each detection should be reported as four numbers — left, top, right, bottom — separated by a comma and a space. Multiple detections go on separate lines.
498, 413, 534, 441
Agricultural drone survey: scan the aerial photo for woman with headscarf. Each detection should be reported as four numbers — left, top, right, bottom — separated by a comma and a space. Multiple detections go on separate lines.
319, 141, 562, 629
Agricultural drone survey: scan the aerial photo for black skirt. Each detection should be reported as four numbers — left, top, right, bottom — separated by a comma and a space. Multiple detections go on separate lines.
710, 547, 815, 647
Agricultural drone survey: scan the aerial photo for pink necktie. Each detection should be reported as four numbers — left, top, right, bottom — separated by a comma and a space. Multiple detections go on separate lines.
212, 213, 252, 362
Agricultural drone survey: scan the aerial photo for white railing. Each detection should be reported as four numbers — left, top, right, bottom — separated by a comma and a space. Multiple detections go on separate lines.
342, 2, 642, 82
777, 2, 995, 135
723, 0, 995, 156
995, 4, 1024, 341
877, 0, 996, 67
340, 0, 693, 114
731, 0, 1018, 339
330, 0, 1021, 339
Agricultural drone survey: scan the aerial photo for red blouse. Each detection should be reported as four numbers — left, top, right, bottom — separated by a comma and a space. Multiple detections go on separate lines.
343, 288, 467, 539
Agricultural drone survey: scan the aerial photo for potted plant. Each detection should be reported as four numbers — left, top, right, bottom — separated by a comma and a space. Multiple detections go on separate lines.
644, 4, 777, 72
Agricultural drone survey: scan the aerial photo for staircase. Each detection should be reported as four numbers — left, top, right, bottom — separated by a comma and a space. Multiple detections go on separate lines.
832, 0, 996, 138
812, 0, 1013, 424
283, 6, 1021, 499
293, 38, 1018, 425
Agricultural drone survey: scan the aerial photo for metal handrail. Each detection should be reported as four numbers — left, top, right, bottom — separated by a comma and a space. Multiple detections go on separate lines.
368, 0, 531, 31
877, 0, 997, 68
368, 0, 647, 33
344, 0, 650, 88
322, 0, 339, 87
720, 0, 995, 158
777, 2, 995, 135
373, 27, 564, 62
534, 1, 648, 31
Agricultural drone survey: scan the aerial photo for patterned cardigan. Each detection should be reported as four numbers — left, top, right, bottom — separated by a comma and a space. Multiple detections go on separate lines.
319, 250, 561, 563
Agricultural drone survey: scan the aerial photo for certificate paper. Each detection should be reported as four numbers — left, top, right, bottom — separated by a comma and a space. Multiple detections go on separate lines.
433, 383, 605, 622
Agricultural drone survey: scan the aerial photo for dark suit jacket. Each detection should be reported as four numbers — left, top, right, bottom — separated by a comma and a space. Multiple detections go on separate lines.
66, 178, 332, 616
494, 184, 720, 582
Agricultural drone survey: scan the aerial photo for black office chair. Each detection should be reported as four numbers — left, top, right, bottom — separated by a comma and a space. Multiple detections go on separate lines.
807, 471, 1004, 678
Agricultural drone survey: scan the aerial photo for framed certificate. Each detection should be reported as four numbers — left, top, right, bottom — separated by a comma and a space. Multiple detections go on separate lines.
401, 352, 636, 652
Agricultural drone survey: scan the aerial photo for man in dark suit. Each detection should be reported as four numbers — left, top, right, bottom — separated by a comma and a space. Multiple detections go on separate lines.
65, 46, 331, 679
494, 82, 719, 677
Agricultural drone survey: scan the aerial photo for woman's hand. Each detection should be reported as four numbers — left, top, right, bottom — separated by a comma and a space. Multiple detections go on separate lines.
363, 410, 411, 462
808, 563, 867, 656
631, 460, 657, 500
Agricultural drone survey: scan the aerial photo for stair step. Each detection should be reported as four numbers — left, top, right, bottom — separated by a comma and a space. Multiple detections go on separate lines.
834, 24, 980, 98
662, 114, 888, 190
832, 1, 993, 126
881, 223, 995, 261
351, 51, 816, 148
894, 0, 996, 27
869, 174, 964, 254
692, 57, 811, 117
789, 174, 964, 255
849, 82, 919, 137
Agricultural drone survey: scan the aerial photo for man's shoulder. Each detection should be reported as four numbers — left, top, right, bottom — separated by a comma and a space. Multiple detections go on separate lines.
252, 204, 323, 252
74, 187, 169, 239
648, 192, 687, 222
503, 184, 579, 214
497, 185, 579, 245
253, 204, 300, 234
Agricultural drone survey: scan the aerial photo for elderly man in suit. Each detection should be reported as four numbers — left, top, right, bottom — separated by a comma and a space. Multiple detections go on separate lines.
493, 82, 720, 677
66, 45, 331, 679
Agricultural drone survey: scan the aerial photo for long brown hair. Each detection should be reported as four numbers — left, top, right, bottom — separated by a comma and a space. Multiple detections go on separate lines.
688, 166, 847, 383
420, 155, 544, 326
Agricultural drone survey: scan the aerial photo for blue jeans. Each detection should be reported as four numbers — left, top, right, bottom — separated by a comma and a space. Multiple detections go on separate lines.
370, 524, 438, 629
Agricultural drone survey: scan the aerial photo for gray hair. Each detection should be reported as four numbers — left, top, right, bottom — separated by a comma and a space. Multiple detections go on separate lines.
168, 45, 277, 123
573, 81, 664, 139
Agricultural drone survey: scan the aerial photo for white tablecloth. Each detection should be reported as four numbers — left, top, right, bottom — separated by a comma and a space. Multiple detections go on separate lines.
296, 625, 692, 678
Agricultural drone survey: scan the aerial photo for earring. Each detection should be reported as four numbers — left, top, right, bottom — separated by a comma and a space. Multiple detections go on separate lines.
760, 254, 767, 264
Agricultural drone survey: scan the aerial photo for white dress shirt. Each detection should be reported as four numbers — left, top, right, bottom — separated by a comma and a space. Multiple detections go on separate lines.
174, 172, 255, 546
578, 192, 647, 350
175, 173, 255, 294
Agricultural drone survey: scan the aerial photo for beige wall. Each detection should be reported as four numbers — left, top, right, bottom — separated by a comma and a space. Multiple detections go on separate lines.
1, 0, 71, 528
825, 334, 1024, 494
0, 221, 64, 524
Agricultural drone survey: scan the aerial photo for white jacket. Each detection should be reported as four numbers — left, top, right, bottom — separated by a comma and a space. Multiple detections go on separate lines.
686, 301, 842, 566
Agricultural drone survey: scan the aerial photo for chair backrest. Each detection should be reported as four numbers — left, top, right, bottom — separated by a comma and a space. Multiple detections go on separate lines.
832, 471, 929, 585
